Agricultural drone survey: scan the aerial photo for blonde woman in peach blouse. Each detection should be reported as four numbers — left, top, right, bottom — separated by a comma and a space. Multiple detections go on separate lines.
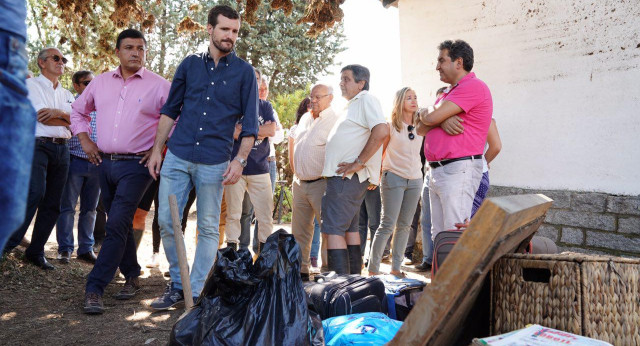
368, 87, 423, 277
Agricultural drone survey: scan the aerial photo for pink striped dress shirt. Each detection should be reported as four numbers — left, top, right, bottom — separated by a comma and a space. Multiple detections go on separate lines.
70, 67, 170, 154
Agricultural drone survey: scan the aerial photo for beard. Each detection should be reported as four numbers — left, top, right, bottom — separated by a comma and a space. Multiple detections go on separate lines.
212, 37, 234, 53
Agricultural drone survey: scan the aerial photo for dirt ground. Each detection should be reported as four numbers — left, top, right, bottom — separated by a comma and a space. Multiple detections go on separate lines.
0, 207, 429, 345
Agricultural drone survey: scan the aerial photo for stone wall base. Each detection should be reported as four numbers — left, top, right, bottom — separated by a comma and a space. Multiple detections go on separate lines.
487, 186, 640, 257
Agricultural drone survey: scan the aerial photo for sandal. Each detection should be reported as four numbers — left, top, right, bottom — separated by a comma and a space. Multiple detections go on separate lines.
390, 270, 406, 278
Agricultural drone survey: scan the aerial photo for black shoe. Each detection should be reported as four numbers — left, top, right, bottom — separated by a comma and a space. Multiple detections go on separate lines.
84, 292, 104, 315
113, 277, 140, 300
57, 251, 71, 264
415, 261, 432, 272
25, 255, 55, 270
77, 251, 97, 264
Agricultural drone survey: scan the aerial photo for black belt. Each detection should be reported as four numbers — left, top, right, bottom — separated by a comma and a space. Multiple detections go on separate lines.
301, 177, 323, 183
102, 153, 143, 161
36, 137, 67, 144
429, 155, 482, 169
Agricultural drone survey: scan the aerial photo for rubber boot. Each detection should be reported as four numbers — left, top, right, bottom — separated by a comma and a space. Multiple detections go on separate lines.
327, 249, 350, 275
347, 244, 363, 275
133, 229, 144, 250
132, 208, 148, 249
227, 242, 238, 251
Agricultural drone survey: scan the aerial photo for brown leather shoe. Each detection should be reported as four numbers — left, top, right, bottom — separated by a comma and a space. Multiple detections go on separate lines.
113, 277, 140, 300
84, 292, 104, 315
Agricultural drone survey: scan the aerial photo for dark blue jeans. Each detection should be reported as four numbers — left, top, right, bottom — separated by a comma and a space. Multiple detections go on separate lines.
0, 29, 36, 254
56, 156, 101, 254
85, 158, 152, 295
7, 140, 70, 258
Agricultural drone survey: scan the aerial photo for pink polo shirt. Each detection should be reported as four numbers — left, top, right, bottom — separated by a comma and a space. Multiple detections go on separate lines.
70, 66, 170, 154
424, 72, 492, 162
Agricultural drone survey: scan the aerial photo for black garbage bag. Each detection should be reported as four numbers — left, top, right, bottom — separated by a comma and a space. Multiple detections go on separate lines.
170, 229, 322, 346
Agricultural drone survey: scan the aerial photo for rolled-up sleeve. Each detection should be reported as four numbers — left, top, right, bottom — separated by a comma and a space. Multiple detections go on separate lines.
160, 58, 188, 120
239, 67, 259, 139
70, 82, 96, 135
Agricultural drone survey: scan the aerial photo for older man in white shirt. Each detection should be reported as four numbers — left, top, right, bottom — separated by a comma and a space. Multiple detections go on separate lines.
290, 84, 339, 280
321, 65, 389, 274
5, 47, 74, 270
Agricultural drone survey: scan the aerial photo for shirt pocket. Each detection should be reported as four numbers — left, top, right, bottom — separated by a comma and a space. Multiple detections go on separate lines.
214, 79, 241, 109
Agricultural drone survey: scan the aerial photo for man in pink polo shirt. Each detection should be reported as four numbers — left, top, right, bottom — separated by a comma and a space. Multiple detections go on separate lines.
70, 29, 171, 314
417, 39, 492, 240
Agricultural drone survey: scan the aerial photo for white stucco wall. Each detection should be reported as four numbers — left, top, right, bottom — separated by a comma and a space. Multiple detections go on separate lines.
397, 0, 640, 195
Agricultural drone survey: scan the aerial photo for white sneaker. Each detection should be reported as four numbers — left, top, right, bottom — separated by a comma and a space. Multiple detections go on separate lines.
146, 252, 160, 268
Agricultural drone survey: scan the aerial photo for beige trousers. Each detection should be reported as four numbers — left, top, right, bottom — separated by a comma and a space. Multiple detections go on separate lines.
291, 178, 326, 274
224, 173, 274, 244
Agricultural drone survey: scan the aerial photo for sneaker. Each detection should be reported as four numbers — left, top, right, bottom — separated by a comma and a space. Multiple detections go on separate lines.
403, 256, 415, 265
146, 252, 160, 268
150, 283, 184, 311
415, 261, 432, 272
84, 292, 104, 315
113, 277, 140, 300
57, 251, 71, 264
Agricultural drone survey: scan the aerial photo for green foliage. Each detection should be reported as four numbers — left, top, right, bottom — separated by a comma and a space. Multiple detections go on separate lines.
26, 0, 345, 96
272, 86, 310, 128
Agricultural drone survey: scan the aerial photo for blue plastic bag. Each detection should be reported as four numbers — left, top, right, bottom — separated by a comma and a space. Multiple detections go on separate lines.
322, 312, 403, 345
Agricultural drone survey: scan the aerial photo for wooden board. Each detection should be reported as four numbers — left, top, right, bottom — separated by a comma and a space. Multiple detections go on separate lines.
389, 194, 553, 346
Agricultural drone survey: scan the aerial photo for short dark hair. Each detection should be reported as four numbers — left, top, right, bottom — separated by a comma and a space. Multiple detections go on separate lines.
208, 5, 240, 28
116, 29, 146, 49
72, 70, 93, 84
438, 40, 474, 72
341, 64, 370, 91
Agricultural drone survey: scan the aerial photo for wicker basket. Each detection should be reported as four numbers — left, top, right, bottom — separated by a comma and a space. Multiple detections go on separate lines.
491, 252, 640, 345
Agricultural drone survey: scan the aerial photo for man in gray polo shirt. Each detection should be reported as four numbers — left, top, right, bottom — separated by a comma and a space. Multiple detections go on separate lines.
321, 65, 389, 274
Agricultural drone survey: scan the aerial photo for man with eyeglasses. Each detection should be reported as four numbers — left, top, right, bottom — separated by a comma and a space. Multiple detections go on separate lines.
55, 70, 100, 265
321, 65, 389, 274
71, 29, 171, 314
416, 39, 492, 241
4, 47, 75, 271
289, 83, 338, 280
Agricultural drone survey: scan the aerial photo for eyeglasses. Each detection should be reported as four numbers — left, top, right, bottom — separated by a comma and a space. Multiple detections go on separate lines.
408, 125, 415, 140
46, 55, 68, 64
81, 81, 92, 86
309, 94, 329, 101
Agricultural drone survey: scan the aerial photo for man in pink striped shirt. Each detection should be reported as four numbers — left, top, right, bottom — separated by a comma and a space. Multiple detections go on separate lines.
70, 29, 171, 315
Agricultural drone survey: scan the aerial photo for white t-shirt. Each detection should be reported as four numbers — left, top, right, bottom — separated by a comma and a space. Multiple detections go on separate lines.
382, 122, 423, 180
291, 107, 339, 180
322, 91, 387, 185
28, 74, 74, 138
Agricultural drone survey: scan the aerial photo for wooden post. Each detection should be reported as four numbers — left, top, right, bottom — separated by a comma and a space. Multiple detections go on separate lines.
169, 194, 194, 310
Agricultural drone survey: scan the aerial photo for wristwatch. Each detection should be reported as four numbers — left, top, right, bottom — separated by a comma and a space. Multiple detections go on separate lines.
356, 158, 365, 167
235, 157, 247, 167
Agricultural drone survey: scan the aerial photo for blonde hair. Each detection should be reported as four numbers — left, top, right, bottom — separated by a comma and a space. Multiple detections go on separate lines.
391, 87, 418, 132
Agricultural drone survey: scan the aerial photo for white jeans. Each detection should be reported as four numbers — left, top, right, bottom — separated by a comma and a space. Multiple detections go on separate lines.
224, 173, 274, 244
429, 159, 483, 240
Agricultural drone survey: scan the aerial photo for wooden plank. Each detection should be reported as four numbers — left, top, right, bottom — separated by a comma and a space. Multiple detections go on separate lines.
389, 194, 553, 345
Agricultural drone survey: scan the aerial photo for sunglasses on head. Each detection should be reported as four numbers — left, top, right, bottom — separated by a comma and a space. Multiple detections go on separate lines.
47, 55, 68, 64
407, 125, 415, 140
